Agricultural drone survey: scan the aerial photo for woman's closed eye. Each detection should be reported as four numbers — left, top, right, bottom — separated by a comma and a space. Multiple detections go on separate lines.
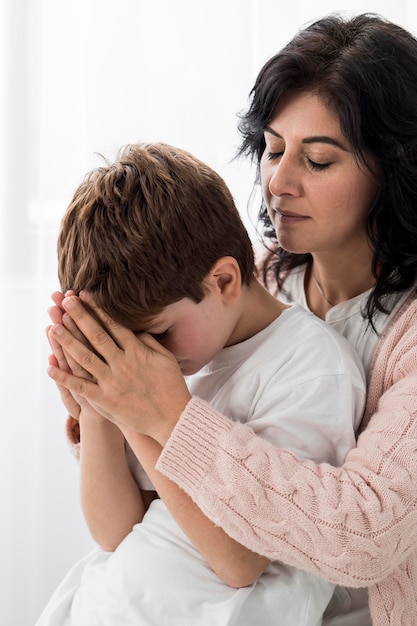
306, 157, 331, 171
266, 150, 331, 171
266, 150, 284, 161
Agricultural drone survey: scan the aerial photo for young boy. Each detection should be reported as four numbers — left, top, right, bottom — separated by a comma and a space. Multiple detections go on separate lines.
39, 142, 365, 626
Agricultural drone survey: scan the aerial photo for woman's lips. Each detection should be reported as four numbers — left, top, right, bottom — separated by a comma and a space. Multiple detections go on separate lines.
274, 208, 309, 224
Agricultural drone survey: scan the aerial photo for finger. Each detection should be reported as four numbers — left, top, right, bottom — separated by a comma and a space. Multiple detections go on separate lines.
51, 291, 65, 308
47, 320, 110, 383
46, 326, 72, 374
48, 354, 81, 419
49, 309, 107, 381
48, 352, 59, 368
58, 387, 81, 419
47, 361, 99, 402
62, 312, 93, 347
135, 331, 179, 363
51, 290, 77, 311
50, 323, 109, 380
49, 290, 78, 324
47, 363, 110, 423
79, 291, 136, 349
49, 303, 95, 352
62, 345, 96, 382
48, 304, 64, 325
61, 295, 126, 361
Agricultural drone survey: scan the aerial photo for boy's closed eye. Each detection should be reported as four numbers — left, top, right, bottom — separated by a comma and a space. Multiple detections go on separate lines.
149, 330, 169, 339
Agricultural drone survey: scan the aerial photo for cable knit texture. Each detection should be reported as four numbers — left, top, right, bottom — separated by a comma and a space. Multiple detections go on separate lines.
157, 295, 417, 626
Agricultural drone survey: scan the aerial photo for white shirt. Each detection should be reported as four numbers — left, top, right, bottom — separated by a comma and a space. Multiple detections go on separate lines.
280, 264, 412, 378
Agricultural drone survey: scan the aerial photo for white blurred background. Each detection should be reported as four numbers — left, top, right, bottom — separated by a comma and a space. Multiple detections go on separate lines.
1, 1, 416, 623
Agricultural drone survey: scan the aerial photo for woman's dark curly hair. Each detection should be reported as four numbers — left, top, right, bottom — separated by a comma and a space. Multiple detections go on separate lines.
238, 12, 417, 325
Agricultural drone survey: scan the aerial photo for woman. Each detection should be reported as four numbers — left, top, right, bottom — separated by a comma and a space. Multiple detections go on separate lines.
47, 13, 417, 625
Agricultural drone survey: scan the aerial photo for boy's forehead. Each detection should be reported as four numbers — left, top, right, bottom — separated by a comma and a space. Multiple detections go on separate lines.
136, 306, 175, 333
137, 298, 193, 332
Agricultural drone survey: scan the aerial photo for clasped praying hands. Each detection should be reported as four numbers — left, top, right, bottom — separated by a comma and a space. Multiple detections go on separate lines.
47, 291, 191, 446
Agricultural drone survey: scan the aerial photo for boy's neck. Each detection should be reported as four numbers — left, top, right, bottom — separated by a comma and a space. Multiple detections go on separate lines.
226, 278, 287, 346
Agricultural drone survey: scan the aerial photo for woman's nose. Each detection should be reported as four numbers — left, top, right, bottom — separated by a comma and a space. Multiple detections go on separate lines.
268, 156, 300, 197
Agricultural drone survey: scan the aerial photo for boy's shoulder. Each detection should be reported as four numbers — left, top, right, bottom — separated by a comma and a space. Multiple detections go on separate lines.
263, 304, 365, 380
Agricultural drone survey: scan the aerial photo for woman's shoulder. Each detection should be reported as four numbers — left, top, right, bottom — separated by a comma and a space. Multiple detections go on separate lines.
382, 289, 417, 341
364, 289, 417, 422
370, 288, 417, 369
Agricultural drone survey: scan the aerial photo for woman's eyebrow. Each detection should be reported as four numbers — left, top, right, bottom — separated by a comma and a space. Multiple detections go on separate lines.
302, 136, 348, 151
264, 126, 282, 138
264, 126, 348, 151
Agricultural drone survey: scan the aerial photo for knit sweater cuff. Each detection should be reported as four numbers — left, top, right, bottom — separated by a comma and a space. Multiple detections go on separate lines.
156, 396, 232, 490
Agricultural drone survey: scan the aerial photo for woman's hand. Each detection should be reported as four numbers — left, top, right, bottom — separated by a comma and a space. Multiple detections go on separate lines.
47, 292, 191, 445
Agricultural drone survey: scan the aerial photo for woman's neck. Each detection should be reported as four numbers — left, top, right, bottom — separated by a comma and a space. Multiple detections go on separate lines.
306, 252, 376, 319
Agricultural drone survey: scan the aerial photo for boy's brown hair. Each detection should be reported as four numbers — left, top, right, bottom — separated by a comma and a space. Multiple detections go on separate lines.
58, 142, 255, 329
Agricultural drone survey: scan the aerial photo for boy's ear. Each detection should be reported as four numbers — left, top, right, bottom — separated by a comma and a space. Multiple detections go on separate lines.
205, 256, 242, 304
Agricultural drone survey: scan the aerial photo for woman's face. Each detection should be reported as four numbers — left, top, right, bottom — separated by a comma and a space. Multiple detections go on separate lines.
260, 91, 379, 257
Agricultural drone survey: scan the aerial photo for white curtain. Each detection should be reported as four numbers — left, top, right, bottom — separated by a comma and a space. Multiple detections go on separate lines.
2, 0, 414, 623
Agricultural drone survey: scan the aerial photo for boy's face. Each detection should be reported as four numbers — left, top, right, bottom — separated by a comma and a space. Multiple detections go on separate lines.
142, 289, 234, 376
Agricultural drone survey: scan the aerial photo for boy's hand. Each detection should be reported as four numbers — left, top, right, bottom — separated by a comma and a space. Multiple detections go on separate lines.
46, 291, 107, 424
46, 291, 81, 419
47, 292, 191, 445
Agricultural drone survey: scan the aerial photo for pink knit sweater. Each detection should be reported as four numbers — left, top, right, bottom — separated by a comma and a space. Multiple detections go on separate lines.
156, 295, 417, 625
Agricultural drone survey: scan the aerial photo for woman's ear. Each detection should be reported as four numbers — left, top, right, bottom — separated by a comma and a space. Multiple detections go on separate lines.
205, 256, 242, 304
